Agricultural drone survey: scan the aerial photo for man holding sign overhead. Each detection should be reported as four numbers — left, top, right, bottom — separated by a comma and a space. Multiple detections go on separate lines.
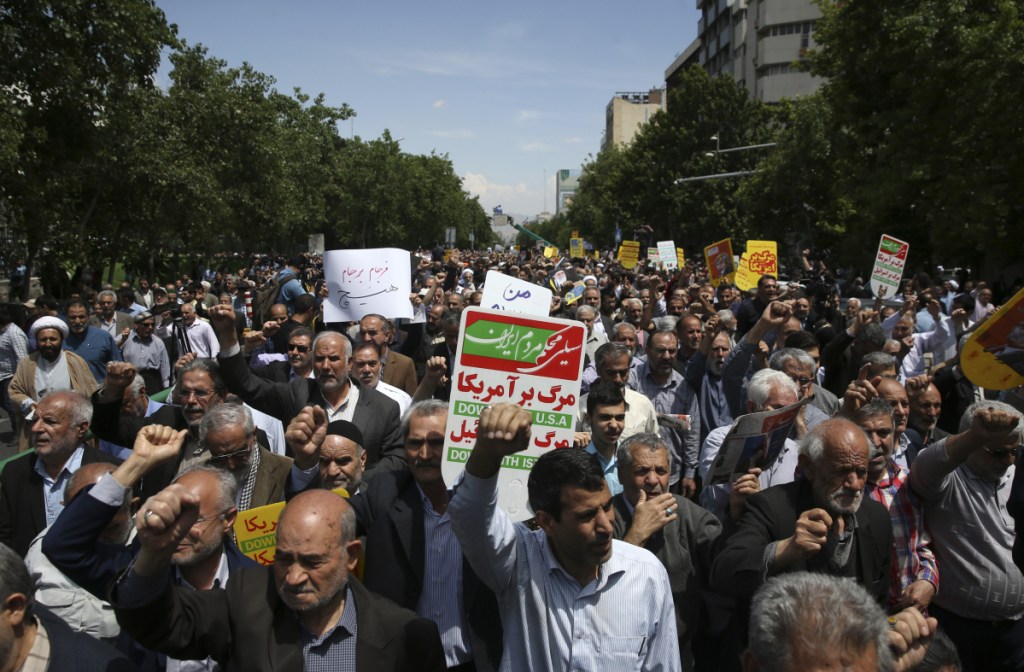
450, 403, 681, 672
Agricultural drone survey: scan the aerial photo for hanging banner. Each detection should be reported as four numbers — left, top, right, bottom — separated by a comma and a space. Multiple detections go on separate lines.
870, 234, 910, 299
961, 286, 1024, 389
704, 238, 736, 287
323, 248, 412, 322
441, 308, 586, 521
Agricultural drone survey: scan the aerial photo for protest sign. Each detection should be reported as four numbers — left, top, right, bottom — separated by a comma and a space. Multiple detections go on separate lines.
734, 240, 778, 291
543, 246, 559, 258
676, 247, 685, 268
961, 286, 1024, 389
657, 240, 677, 269
704, 238, 735, 287
869, 235, 910, 299
647, 247, 659, 261
617, 241, 640, 270
706, 397, 809, 485
441, 308, 586, 521
233, 487, 351, 566
323, 248, 412, 323
480, 270, 552, 317
563, 283, 586, 306
569, 238, 585, 258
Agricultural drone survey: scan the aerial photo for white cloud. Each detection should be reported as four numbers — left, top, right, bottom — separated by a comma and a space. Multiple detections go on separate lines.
562, 136, 583, 144
519, 140, 550, 153
432, 99, 445, 109
431, 129, 476, 139
462, 172, 541, 215
516, 110, 542, 123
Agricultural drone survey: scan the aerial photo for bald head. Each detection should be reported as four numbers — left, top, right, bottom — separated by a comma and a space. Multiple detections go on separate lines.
278, 489, 356, 545
64, 463, 115, 504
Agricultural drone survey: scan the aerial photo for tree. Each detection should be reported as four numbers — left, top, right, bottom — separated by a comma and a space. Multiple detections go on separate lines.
0, 0, 176, 296
809, 0, 1024, 269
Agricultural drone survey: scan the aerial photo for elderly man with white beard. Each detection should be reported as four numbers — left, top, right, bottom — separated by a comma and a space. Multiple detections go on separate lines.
710, 418, 894, 604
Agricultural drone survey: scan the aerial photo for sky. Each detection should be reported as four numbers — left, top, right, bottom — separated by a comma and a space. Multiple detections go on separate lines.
157, 1, 700, 219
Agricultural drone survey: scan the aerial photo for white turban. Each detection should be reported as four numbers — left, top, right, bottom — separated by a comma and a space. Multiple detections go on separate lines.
29, 316, 69, 341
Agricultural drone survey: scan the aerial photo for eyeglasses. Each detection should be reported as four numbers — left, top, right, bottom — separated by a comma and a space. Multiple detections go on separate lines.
287, 344, 310, 353
208, 444, 253, 463
176, 387, 214, 401
790, 377, 813, 387
983, 446, 1019, 459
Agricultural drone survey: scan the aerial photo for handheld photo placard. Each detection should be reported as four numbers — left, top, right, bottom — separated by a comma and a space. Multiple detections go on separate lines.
961, 286, 1024, 390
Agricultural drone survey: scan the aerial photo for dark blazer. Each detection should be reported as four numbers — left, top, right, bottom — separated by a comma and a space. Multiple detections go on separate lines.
88, 393, 273, 502
44, 481, 256, 602
350, 470, 502, 671
114, 568, 445, 672
252, 359, 292, 384
611, 493, 722, 646
429, 342, 455, 401
0, 447, 119, 557
35, 604, 136, 671
709, 479, 893, 603
218, 351, 405, 471
381, 349, 418, 396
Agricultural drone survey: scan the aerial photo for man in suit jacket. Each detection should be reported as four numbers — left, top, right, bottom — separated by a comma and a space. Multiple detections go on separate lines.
358, 314, 419, 395
0, 391, 119, 556
114, 488, 445, 671
611, 433, 721, 666
348, 400, 502, 670
0, 543, 135, 671
208, 305, 404, 472
90, 289, 135, 342
90, 359, 274, 501
710, 418, 893, 604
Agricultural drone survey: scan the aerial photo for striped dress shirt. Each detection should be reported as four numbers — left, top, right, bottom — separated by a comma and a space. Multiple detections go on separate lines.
450, 472, 681, 672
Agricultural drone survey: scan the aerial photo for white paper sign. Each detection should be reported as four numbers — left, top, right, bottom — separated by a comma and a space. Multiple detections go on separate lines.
480, 271, 552, 317
322, 248, 412, 322
657, 240, 678, 269
441, 308, 587, 521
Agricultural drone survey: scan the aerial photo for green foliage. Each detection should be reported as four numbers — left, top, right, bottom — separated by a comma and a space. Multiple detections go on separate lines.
567, 67, 774, 254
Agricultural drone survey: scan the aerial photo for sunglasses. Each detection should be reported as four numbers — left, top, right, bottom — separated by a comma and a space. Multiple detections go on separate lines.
983, 446, 1019, 459
288, 344, 310, 353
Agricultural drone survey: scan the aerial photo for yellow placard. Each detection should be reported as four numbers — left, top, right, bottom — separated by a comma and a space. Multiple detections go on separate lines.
543, 246, 559, 258
233, 487, 350, 566
617, 241, 640, 270
443, 250, 451, 264
961, 286, 1024, 389
704, 239, 735, 287
746, 240, 778, 276
676, 247, 685, 268
569, 238, 585, 258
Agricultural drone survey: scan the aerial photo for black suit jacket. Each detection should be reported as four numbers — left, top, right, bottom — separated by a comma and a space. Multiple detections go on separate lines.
252, 359, 292, 384
350, 470, 502, 671
709, 479, 893, 603
0, 447, 119, 557
219, 351, 405, 471
36, 604, 136, 671
115, 569, 445, 672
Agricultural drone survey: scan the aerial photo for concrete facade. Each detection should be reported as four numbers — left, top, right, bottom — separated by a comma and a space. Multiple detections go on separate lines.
684, 0, 823, 103
601, 90, 666, 153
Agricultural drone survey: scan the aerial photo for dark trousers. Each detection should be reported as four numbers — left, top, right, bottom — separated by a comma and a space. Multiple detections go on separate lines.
929, 603, 1024, 672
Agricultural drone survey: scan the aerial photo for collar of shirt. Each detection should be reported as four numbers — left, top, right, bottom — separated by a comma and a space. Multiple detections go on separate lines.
33, 445, 85, 486
961, 461, 1014, 490
873, 459, 907, 491
540, 531, 626, 592
638, 361, 681, 389
20, 617, 51, 672
584, 441, 616, 471
415, 482, 452, 519
324, 381, 360, 422
176, 550, 230, 591
297, 582, 358, 646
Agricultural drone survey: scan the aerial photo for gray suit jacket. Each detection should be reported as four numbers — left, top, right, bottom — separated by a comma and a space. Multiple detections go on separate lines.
611, 493, 722, 645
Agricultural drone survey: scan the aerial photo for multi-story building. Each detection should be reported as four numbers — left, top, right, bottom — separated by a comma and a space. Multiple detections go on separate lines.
555, 169, 582, 215
600, 90, 665, 153
672, 0, 823, 103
